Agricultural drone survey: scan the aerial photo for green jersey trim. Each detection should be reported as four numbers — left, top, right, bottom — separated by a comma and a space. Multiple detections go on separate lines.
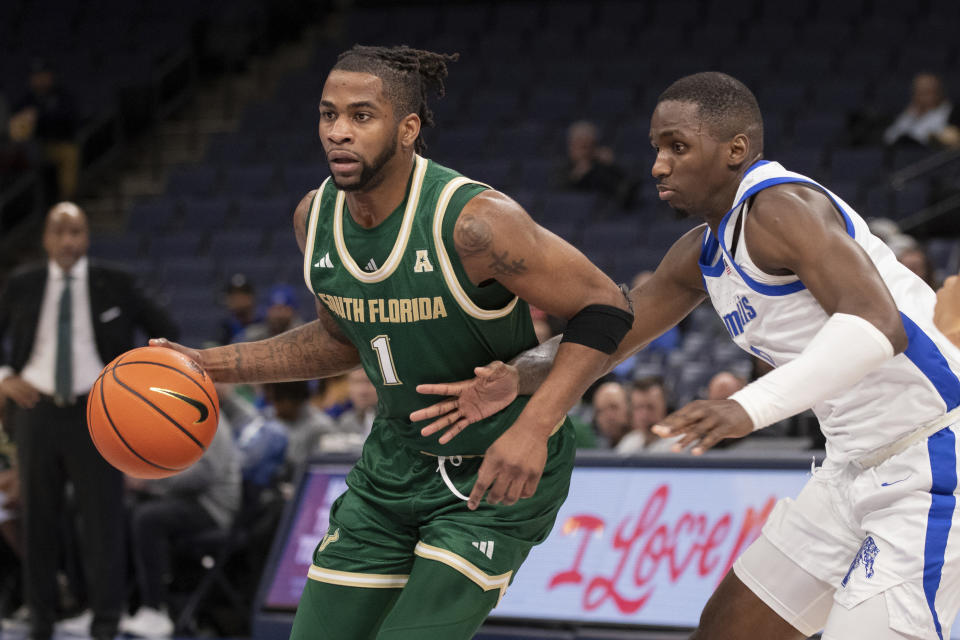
302, 177, 331, 293
431, 176, 519, 320
332, 155, 429, 283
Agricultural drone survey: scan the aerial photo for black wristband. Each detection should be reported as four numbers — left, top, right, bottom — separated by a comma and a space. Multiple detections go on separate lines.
560, 302, 635, 354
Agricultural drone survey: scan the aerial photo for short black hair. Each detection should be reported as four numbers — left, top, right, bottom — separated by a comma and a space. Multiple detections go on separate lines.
657, 72, 763, 153
333, 45, 458, 154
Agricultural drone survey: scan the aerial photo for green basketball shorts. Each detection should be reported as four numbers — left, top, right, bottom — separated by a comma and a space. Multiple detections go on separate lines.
307, 419, 576, 604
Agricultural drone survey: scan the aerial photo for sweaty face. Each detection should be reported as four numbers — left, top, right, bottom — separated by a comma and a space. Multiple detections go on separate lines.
43, 205, 89, 272
319, 70, 400, 192
649, 100, 731, 218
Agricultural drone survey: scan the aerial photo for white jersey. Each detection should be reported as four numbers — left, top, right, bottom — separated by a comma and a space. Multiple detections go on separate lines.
700, 160, 960, 463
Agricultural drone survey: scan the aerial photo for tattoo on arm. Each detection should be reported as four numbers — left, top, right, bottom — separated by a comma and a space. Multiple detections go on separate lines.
509, 336, 561, 395
207, 319, 359, 383
455, 213, 528, 277
488, 250, 527, 276
455, 213, 493, 257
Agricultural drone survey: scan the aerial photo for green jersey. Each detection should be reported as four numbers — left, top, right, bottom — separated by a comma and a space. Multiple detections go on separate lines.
303, 155, 539, 455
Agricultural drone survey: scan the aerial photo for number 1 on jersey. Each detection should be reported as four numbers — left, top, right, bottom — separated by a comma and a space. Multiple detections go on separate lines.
370, 334, 402, 385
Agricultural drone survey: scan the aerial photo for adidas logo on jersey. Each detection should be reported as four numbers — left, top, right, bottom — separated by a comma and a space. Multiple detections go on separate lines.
364, 258, 378, 272
471, 540, 494, 559
314, 253, 333, 269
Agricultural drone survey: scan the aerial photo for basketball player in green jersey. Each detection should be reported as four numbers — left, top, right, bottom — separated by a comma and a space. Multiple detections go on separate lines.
152, 45, 633, 638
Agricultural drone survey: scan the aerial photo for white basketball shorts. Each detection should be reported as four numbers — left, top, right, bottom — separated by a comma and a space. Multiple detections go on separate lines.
734, 425, 960, 639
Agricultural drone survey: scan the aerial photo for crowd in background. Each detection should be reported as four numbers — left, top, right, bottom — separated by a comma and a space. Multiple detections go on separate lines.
1, 0, 959, 636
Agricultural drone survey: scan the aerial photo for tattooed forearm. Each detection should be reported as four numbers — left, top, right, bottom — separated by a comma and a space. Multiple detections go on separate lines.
455, 213, 493, 257
488, 250, 527, 276
509, 335, 560, 395
200, 320, 360, 383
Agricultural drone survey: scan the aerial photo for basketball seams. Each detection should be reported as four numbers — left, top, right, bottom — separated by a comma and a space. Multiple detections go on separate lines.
108, 363, 208, 451
112, 359, 219, 424
99, 364, 180, 473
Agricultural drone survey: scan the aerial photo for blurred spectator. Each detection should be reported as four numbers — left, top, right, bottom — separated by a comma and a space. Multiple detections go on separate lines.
240, 284, 304, 341
327, 369, 377, 452
10, 60, 80, 199
706, 371, 746, 400
896, 244, 938, 288
263, 381, 337, 473
591, 381, 630, 448
883, 73, 960, 149
0, 203, 177, 640
556, 120, 634, 207
218, 273, 260, 345
617, 376, 676, 454
122, 423, 241, 638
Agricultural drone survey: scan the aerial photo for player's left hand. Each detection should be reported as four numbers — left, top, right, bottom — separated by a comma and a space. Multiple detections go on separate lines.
651, 399, 753, 455
467, 425, 548, 511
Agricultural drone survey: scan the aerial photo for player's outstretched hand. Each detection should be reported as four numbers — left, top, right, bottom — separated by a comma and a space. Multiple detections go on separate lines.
651, 399, 753, 455
412, 361, 519, 444
935, 275, 960, 348
467, 424, 548, 510
148, 338, 202, 366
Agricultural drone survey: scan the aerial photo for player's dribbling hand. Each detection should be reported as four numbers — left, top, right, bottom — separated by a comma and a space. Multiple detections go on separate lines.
467, 425, 547, 510
651, 399, 753, 455
935, 275, 960, 348
148, 338, 203, 366
411, 361, 519, 444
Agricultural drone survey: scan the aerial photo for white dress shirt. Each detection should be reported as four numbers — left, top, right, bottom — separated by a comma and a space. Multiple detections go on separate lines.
18, 257, 105, 397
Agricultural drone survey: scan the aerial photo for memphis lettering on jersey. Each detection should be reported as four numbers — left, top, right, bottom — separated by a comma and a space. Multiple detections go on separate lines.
721, 296, 757, 338
317, 292, 448, 324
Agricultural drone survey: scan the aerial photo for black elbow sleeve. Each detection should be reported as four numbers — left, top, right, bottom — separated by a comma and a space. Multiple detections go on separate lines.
560, 299, 635, 355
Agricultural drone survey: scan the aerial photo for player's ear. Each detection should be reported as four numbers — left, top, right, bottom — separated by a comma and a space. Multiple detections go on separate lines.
728, 133, 749, 167
399, 113, 421, 150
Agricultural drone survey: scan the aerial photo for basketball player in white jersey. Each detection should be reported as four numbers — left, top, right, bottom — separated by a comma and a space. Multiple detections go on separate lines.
411, 72, 960, 640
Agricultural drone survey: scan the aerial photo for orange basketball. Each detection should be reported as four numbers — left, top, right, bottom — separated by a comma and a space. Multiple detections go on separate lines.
87, 346, 219, 479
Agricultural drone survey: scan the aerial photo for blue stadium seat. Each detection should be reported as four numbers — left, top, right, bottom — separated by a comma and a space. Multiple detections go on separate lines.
791, 114, 846, 146
231, 196, 294, 229
208, 229, 266, 259
282, 164, 330, 195
221, 164, 279, 197
517, 158, 556, 191
892, 182, 929, 219
261, 133, 323, 165
863, 185, 893, 219
162, 257, 218, 288
218, 256, 282, 289
148, 232, 205, 260
127, 199, 179, 232
829, 148, 885, 182
776, 148, 824, 178
205, 136, 260, 165
457, 159, 516, 191
181, 197, 232, 230
89, 234, 143, 264
167, 166, 220, 198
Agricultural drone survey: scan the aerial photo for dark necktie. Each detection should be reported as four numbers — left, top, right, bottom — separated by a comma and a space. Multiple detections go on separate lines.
54, 273, 73, 405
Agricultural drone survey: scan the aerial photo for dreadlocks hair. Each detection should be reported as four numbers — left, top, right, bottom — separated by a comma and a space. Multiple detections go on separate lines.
333, 45, 458, 154
657, 72, 764, 154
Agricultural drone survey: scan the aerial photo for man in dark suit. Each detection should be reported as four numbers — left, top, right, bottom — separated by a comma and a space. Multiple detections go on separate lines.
0, 202, 178, 640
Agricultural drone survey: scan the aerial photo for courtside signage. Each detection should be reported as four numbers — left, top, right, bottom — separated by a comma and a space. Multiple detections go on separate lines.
491, 466, 808, 626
